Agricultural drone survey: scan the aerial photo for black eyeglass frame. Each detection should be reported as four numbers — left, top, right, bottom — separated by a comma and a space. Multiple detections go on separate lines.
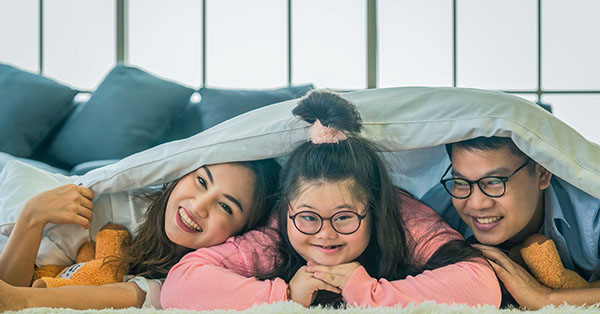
439, 159, 530, 199
288, 210, 368, 235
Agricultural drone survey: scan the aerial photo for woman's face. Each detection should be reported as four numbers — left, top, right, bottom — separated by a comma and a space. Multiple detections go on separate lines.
164, 163, 256, 249
287, 179, 370, 266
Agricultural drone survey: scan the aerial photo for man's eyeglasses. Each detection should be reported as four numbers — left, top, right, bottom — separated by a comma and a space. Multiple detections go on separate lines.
440, 160, 530, 199
288, 210, 368, 235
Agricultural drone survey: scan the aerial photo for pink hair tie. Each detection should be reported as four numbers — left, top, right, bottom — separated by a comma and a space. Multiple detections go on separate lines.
309, 119, 348, 144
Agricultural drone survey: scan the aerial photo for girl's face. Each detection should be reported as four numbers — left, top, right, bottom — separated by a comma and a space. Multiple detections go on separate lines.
164, 163, 256, 249
287, 179, 370, 266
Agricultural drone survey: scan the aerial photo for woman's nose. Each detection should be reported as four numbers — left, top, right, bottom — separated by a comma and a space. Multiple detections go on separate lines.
190, 195, 211, 218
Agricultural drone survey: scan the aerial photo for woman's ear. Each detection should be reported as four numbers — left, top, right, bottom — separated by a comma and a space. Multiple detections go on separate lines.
536, 164, 552, 190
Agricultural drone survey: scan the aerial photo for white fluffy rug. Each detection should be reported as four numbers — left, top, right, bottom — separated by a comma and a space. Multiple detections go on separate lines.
6, 301, 600, 314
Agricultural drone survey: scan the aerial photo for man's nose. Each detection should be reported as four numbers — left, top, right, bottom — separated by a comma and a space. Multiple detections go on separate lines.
466, 185, 494, 210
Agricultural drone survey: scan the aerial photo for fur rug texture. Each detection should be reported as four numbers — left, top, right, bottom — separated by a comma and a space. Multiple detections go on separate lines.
5, 301, 600, 314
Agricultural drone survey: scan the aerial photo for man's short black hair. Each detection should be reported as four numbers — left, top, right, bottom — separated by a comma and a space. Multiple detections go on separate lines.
445, 136, 532, 167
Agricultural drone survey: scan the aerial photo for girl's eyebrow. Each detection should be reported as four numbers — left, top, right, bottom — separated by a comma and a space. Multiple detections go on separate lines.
202, 166, 244, 213
296, 204, 357, 211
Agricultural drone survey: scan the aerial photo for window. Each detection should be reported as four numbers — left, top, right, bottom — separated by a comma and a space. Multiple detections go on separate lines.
129, 0, 202, 88
379, 0, 452, 87
44, 0, 114, 90
1, 1, 597, 143
0, 0, 38, 72
292, 0, 365, 89
206, 0, 287, 88
457, 0, 537, 90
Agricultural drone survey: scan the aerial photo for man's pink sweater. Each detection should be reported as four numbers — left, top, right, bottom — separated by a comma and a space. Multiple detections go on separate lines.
161, 191, 501, 310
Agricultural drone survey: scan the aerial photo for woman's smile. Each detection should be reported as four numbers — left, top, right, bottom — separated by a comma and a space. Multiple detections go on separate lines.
176, 207, 203, 233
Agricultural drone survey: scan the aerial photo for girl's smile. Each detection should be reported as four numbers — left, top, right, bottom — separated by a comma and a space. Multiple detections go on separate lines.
312, 243, 345, 254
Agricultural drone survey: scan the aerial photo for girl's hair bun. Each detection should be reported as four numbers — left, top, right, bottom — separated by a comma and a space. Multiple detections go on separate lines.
292, 89, 362, 136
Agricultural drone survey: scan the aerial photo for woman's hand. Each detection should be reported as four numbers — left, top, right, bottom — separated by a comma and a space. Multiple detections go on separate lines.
305, 261, 361, 290
288, 265, 341, 307
473, 244, 552, 310
22, 184, 94, 230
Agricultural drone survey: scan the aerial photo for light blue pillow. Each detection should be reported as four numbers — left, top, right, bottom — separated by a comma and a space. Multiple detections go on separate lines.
159, 84, 313, 142
44, 65, 194, 168
0, 63, 77, 157
199, 85, 313, 131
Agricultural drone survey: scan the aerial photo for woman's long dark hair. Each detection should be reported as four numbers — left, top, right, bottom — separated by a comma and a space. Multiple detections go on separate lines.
122, 159, 281, 279
259, 90, 481, 286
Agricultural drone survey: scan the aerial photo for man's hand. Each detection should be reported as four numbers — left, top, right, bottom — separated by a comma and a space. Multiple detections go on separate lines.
474, 244, 552, 310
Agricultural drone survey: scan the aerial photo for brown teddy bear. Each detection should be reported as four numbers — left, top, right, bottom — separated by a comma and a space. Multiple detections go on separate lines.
518, 233, 600, 289
31, 223, 131, 288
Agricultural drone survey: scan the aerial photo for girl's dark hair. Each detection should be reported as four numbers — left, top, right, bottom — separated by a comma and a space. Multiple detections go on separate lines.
123, 158, 281, 279
260, 90, 481, 287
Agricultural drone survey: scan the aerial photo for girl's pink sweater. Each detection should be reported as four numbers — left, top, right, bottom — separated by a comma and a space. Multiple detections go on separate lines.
161, 191, 501, 310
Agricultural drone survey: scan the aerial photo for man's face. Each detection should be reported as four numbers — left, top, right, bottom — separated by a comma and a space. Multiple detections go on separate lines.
449, 146, 552, 246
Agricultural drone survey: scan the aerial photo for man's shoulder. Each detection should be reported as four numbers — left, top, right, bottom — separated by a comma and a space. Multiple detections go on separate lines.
547, 177, 600, 219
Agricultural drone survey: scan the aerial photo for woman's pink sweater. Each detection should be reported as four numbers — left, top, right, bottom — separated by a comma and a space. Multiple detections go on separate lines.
161, 191, 501, 310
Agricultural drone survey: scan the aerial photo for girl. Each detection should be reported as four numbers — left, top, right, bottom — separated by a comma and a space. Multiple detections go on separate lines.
0, 159, 280, 310
161, 90, 502, 310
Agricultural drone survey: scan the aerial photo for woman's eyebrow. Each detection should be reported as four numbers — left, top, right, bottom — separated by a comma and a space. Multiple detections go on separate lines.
203, 166, 243, 213
201, 166, 214, 184
224, 195, 243, 213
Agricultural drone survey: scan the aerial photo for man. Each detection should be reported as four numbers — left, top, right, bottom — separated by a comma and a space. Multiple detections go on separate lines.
432, 136, 600, 309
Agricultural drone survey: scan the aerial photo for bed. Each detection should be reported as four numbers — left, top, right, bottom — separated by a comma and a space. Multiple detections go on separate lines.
1, 86, 599, 313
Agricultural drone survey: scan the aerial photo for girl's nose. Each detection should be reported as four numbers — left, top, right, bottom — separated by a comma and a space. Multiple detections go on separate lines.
314, 220, 338, 239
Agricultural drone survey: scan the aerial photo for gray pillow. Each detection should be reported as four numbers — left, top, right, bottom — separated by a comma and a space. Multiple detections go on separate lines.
0, 63, 77, 157
159, 84, 313, 142
45, 65, 194, 168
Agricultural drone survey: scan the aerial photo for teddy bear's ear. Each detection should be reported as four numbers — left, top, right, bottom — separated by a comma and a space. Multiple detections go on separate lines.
77, 241, 96, 263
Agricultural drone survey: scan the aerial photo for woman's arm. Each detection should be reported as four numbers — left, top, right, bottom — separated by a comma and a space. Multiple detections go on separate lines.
161, 228, 288, 311
0, 280, 145, 311
0, 185, 93, 286
0, 202, 46, 286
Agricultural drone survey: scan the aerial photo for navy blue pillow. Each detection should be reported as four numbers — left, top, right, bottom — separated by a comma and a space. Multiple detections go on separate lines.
0, 64, 77, 157
159, 84, 313, 142
45, 65, 194, 168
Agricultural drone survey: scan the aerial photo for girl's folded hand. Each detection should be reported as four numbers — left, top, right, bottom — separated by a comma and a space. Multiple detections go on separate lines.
306, 261, 361, 290
288, 265, 341, 307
